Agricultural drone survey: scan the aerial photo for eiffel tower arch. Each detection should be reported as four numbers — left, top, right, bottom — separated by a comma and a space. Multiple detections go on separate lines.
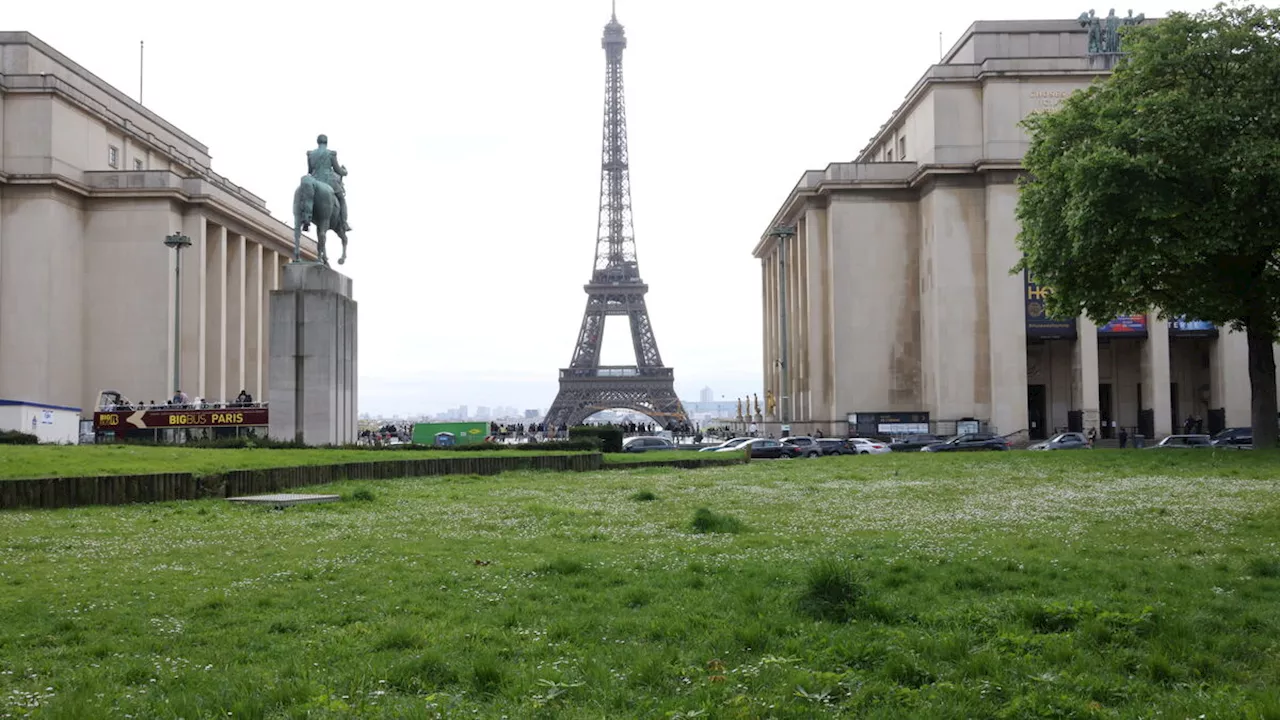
544, 8, 687, 431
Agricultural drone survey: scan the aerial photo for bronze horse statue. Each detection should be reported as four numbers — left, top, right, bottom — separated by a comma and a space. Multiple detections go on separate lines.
292, 175, 348, 266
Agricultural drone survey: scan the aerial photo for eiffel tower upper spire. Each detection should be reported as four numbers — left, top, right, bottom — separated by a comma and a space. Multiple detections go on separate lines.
594, 3, 635, 285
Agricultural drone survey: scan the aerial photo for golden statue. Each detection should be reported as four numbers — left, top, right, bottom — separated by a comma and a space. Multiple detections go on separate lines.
736, 398, 743, 420
753, 393, 761, 416
765, 390, 776, 415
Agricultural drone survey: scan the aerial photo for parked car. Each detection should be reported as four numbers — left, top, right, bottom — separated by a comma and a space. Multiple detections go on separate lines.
781, 436, 823, 458
698, 437, 753, 453
1211, 427, 1252, 449
1028, 432, 1090, 451
729, 438, 804, 459
816, 439, 856, 455
921, 433, 1011, 452
1148, 434, 1212, 449
622, 436, 676, 453
848, 438, 891, 455
889, 434, 944, 452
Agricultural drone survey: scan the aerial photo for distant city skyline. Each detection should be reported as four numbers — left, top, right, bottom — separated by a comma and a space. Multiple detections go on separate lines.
359, 384, 746, 420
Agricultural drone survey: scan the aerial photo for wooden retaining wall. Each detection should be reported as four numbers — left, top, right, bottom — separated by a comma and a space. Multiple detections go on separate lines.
0, 453, 603, 511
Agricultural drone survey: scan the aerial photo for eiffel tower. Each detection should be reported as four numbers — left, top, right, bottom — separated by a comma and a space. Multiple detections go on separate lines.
544, 6, 687, 430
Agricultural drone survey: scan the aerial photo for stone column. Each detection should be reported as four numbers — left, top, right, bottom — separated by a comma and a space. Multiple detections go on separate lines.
761, 255, 775, 420
1141, 316, 1173, 438
804, 205, 833, 427
920, 180, 989, 421
784, 230, 798, 422
1072, 315, 1101, 433
262, 251, 279, 401
179, 214, 207, 400
797, 216, 811, 422
1212, 329, 1251, 427
227, 233, 246, 396
268, 263, 358, 446
984, 180, 1029, 439
205, 224, 227, 403
245, 242, 264, 400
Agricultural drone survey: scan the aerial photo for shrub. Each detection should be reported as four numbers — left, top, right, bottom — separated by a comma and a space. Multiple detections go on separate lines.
0, 430, 38, 445
690, 507, 744, 534
569, 425, 624, 453
348, 488, 376, 502
797, 559, 866, 622
107, 437, 600, 452
112, 435, 307, 449
1247, 556, 1280, 578
630, 490, 658, 502
366, 440, 600, 452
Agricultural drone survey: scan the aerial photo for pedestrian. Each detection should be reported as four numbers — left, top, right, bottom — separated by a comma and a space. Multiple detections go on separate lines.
1118, 427, 1128, 449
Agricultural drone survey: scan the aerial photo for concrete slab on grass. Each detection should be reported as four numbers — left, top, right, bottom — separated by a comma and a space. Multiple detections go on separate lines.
228, 493, 341, 508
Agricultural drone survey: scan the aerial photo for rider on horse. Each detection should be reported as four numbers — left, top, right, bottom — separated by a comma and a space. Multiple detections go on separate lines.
303, 134, 351, 233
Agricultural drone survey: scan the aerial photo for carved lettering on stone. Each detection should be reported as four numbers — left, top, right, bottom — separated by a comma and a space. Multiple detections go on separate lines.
1024, 89, 1075, 118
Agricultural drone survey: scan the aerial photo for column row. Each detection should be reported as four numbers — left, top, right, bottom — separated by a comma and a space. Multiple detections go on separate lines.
169, 215, 285, 406
1065, 317, 1254, 439
761, 230, 805, 424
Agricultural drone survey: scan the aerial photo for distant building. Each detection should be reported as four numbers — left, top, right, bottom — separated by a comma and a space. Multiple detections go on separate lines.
699, 387, 714, 403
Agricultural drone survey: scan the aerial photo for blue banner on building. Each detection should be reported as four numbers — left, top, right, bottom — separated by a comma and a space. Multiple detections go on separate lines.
1169, 316, 1218, 337
1098, 314, 1148, 337
1024, 271, 1077, 339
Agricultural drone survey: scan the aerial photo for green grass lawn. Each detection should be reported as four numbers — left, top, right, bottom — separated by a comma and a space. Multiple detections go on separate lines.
602, 449, 738, 464
3, 450, 1280, 717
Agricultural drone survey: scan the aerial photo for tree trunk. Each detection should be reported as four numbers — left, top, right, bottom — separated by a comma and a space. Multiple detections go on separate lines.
1246, 323, 1279, 449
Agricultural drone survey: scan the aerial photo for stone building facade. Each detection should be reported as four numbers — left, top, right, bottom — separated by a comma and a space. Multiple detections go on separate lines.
0, 31, 316, 418
754, 19, 1254, 442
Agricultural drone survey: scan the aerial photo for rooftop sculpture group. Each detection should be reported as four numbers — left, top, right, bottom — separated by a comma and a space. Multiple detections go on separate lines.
292, 134, 352, 266
1079, 8, 1146, 54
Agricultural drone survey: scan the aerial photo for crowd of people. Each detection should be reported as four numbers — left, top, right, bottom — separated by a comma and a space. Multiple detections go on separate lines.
359, 423, 412, 445
98, 389, 262, 412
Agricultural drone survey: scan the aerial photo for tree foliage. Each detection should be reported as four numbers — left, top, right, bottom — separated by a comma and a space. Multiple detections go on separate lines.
1015, 2, 1280, 446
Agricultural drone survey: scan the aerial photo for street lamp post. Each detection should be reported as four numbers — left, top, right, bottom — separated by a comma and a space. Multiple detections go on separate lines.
768, 225, 796, 427
164, 232, 192, 396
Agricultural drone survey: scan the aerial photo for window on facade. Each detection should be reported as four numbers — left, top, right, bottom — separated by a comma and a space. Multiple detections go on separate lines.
134, 158, 144, 170
898, 136, 907, 159
887, 148, 894, 162
108, 146, 119, 168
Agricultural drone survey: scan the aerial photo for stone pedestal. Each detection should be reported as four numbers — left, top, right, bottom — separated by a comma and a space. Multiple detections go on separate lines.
268, 263, 357, 445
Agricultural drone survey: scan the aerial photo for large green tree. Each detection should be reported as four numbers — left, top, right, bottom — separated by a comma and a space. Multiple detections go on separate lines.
1016, 2, 1280, 448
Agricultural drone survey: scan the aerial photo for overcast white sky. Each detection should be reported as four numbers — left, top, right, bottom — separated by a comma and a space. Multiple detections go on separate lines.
7, 0, 1265, 416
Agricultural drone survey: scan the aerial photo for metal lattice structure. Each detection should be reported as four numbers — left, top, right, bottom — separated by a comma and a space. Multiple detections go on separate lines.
544, 8, 687, 430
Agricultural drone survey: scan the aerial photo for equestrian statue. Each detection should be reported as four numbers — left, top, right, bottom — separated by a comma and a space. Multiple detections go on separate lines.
292, 134, 352, 266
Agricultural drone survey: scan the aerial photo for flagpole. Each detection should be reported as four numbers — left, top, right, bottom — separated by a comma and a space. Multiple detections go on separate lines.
139, 40, 144, 104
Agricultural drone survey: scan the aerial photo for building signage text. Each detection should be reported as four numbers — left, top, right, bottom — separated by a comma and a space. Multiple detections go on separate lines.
1169, 317, 1218, 337
1025, 89, 1075, 118
93, 407, 269, 433
1024, 270, 1078, 339
1098, 315, 1148, 337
